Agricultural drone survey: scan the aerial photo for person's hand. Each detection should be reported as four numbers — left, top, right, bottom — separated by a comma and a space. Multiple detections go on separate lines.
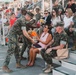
70, 22, 74, 26
31, 39, 35, 44
46, 48, 52, 54
69, 28, 74, 32
36, 36, 40, 41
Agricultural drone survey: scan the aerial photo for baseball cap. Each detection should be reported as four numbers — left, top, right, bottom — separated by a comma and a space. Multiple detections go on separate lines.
56, 22, 64, 27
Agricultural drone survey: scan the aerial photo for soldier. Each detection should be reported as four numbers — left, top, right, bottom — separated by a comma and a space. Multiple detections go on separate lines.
41, 22, 68, 73
18, 8, 27, 60
20, 8, 38, 60
2, 12, 34, 73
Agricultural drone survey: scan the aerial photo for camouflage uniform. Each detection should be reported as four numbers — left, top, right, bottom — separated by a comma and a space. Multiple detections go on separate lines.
73, 15, 76, 37
3, 16, 32, 66
41, 31, 68, 65
72, 14, 76, 49
20, 15, 38, 58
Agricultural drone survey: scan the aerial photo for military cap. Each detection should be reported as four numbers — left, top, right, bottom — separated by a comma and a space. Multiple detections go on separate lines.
56, 22, 64, 27
21, 8, 27, 15
26, 12, 34, 18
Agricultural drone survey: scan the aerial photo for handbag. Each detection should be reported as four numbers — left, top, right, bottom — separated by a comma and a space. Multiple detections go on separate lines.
55, 44, 69, 60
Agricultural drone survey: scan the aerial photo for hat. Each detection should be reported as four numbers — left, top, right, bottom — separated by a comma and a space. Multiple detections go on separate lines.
56, 22, 64, 27
26, 12, 34, 18
21, 8, 27, 15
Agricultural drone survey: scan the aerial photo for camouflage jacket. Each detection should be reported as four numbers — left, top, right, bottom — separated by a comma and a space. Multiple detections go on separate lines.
8, 15, 36, 36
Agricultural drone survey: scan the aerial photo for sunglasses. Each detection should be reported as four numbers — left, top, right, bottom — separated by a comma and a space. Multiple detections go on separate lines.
69, 0, 72, 1
44, 26, 48, 28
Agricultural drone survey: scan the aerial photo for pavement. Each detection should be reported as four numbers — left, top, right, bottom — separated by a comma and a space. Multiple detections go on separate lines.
0, 45, 52, 75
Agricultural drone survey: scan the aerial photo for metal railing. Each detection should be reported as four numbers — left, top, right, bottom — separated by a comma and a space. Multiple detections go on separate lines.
27, 0, 42, 10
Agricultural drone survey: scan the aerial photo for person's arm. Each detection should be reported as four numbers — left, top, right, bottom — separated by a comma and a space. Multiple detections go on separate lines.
22, 29, 34, 43
21, 18, 34, 44
46, 44, 65, 54
38, 34, 52, 45
52, 35, 67, 50
46, 40, 67, 54
51, 44, 65, 50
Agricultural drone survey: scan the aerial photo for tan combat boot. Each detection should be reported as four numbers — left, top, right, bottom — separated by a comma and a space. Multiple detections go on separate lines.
16, 63, 26, 68
2, 65, 13, 73
44, 64, 52, 73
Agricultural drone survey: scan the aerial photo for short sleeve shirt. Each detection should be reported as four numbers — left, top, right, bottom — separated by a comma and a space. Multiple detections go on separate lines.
51, 31, 68, 47
9, 16, 29, 35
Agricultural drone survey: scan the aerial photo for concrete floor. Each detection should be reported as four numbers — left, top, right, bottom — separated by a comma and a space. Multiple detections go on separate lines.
0, 45, 52, 75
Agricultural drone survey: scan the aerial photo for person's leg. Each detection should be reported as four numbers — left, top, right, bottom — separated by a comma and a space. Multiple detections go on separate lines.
30, 48, 39, 66
41, 49, 53, 73
27, 47, 34, 66
20, 37, 27, 59
3, 39, 16, 72
14, 43, 26, 68
41, 49, 52, 64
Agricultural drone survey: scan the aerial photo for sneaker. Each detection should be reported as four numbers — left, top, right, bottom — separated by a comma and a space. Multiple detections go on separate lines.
2, 65, 13, 73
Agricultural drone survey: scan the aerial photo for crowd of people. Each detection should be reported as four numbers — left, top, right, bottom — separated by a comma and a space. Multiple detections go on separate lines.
0, 0, 76, 74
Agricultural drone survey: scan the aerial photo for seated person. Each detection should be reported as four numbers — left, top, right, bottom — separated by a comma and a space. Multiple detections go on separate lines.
26, 25, 52, 67
69, 13, 76, 50
41, 22, 68, 73
42, 10, 51, 25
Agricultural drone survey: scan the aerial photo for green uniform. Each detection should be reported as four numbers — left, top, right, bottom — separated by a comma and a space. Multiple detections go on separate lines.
4, 16, 31, 66
41, 31, 68, 65
72, 15, 76, 49
73, 15, 76, 37
19, 15, 31, 58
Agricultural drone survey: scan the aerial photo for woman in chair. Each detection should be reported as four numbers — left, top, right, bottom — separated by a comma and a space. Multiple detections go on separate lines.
26, 25, 52, 66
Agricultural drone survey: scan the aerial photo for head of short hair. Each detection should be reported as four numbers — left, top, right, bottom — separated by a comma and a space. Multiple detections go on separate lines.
10, 12, 15, 16
17, 8, 20, 11
36, 8, 40, 11
44, 10, 48, 13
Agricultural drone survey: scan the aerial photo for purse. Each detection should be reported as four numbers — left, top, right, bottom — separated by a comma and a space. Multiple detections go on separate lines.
55, 44, 69, 60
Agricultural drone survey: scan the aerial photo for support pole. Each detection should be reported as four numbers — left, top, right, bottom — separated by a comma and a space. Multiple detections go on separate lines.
1, 11, 5, 45
21, 0, 25, 8
62, 0, 64, 8
50, 0, 53, 12
32, 0, 34, 8
42, 0, 44, 14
